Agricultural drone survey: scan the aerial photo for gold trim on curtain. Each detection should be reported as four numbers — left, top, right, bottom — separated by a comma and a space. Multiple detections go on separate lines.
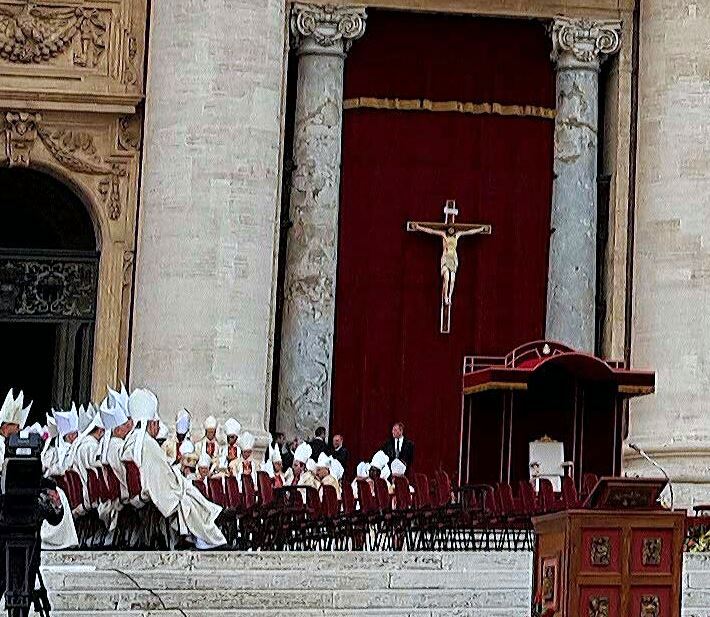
343, 97, 556, 120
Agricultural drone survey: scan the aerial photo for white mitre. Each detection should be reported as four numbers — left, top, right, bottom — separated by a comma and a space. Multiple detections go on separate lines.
224, 418, 241, 437
391, 458, 407, 476
370, 450, 390, 470
99, 398, 129, 431
356, 462, 371, 478
293, 442, 312, 465
261, 459, 275, 478
240, 431, 255, 451
55, 404, 79, 437
315, 452, 331, 469
176, 408, 191, 434
204, 415, 218, 430
330, 458, 344, 481
0, 389, 31, 428
128, 388, 159, 423
157, 422, 169, 441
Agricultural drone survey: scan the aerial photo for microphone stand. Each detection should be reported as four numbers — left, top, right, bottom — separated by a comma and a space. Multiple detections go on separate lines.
629, 443, 674, 511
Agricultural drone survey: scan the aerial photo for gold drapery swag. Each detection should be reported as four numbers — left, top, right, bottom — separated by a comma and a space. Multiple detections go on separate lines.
343, 97, 555, 120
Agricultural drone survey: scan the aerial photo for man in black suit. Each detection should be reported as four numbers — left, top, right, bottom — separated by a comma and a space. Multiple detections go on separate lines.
308, 426, 329, 461
331, 433, 349, 470
382, 421, 414, 469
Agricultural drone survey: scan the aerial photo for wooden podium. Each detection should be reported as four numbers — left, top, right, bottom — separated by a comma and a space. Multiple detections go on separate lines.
532, 479, 685, 617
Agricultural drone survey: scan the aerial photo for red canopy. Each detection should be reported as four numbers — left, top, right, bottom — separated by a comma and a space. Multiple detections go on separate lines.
462, 340, 655, 397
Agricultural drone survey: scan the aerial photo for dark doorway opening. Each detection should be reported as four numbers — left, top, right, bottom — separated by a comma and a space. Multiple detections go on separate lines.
0, 168, 99, 424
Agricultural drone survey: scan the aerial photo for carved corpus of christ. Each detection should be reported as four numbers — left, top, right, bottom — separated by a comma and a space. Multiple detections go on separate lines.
407, 200, 492, 334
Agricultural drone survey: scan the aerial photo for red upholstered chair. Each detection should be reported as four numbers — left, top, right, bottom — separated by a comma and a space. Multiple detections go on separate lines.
519, 480, 541, 517
242, 474, 257, 509
257, 471, 275, 507
582, 473, 599, 499
412, 473, 436, 549
391, 476, 415, 550
123, 461, 144, 502
63, 470, 84, 511
335, 481, 357, 550
538, 478, 563, 513
562, 476, 580, 509
319, 484, 340, 550
225, 475, 243, 510
102, 465, 121, 501
86, 469, 103, 508
208, 476, 227, 507
355, 479, 377, 550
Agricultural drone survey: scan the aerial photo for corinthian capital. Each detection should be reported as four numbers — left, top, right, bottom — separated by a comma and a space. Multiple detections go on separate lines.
291, 3, 367, 56
551, 17, 621, 68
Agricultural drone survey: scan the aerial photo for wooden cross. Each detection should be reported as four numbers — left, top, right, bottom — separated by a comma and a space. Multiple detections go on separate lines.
407, 200, 492, 334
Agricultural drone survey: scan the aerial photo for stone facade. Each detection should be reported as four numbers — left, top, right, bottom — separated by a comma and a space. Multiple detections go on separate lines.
129, 0, 287, 440
0, 0, 147, 401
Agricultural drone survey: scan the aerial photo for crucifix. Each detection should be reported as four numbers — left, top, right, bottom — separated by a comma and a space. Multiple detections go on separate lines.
407, 200, 492, 334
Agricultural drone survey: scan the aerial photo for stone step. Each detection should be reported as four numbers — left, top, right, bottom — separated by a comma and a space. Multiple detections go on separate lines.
40, 567, 530, 591
36, 588, 531, 611
47, 611, 525, 617
41, 550, 531, 571
23, 550, 534, 616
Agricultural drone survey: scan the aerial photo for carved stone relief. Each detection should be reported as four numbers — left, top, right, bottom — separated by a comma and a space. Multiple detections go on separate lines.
640, 595, 660, 617
0, 3, 107, 66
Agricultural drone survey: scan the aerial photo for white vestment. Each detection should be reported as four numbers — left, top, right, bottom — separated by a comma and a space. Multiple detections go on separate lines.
72, 436, 102, 510
137, 433, 226, 549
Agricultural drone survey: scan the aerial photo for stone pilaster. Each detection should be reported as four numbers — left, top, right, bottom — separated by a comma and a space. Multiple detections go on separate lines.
546, 17, 621, 352
277, 4, 366, 439
627, 0, 710, 508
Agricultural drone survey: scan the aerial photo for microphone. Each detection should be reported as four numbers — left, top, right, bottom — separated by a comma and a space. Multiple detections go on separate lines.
628, 443, 674, 511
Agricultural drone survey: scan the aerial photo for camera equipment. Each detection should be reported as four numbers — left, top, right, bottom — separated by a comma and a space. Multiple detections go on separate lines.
0, 432, 61, 617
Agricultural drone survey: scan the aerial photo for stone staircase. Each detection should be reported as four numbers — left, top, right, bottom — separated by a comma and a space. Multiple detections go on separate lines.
32, 550, 533, 617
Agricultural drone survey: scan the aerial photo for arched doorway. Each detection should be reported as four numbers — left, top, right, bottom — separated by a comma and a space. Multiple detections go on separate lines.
0, 167, 99, 421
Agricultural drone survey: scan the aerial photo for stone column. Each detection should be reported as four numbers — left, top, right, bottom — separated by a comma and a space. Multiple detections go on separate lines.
131, 0, 286, 451
277, 4, 366, 439
627, 0, 710, 508
546, 18, 621, 352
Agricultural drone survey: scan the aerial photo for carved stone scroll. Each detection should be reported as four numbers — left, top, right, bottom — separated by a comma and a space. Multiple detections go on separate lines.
640, 595, 660, 617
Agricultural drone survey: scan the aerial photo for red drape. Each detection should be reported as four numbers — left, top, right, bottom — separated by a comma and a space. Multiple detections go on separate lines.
331, 11, 555, 476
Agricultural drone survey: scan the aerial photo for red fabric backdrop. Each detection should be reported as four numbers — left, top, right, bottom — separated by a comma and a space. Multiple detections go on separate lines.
331, 11, 555, 476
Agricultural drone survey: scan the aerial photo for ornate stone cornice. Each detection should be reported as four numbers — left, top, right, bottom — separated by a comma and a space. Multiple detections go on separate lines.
551, 17, 621, 68
290, 3, 366, 55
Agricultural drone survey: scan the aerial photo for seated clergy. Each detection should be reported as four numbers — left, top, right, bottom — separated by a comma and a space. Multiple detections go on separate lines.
72, 405, 105, 511
100, 396, 134, 503
178, 441, 198, 478
369, 450, 391, 491
195, 415, 221, 466
351, 462, 370, 500
196, 452, 212, 484
123, 387, 226, 549
288, 442, 312, 486
41, 413, 58, 473
270, 448, 287, 487
163, 408, 192, 465
46, 404, 81, 478
300, 457, 320, 491
314, 453, 341, 499
219, 418, 241, 471
230, 431, 257, 483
